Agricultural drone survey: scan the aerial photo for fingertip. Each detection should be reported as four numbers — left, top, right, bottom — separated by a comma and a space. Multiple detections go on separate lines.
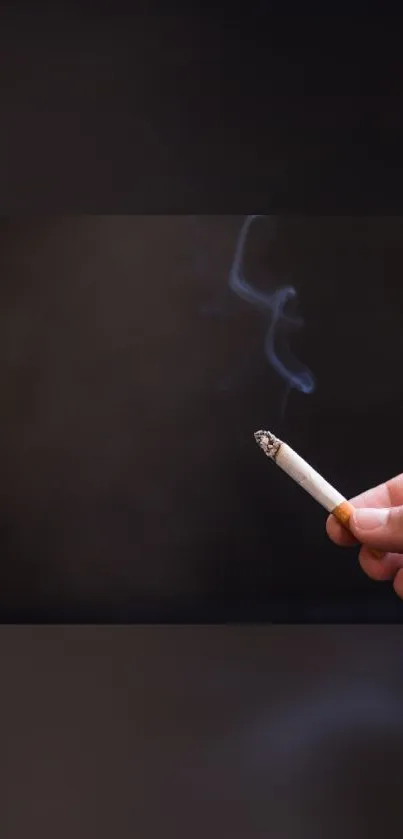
326, 514, 357, 547
325, 513, 341, 542
358, 547, 392, 581
359, 549, 403, 584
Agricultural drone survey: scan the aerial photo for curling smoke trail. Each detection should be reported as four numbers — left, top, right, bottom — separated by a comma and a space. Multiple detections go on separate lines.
229, 214, 315, 395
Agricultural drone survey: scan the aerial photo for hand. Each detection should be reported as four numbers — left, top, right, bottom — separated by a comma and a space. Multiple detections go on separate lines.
326, 474, 403, 598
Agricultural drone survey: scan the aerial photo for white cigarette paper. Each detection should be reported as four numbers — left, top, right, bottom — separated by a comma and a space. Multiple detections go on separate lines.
259, 436, 345, 512
254, 429, 383, 559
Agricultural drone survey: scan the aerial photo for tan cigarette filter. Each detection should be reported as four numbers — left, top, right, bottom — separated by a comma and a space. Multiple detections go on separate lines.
332, 500, 384, 560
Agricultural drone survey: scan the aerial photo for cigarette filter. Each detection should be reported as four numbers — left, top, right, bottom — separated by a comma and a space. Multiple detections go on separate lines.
254, 429, 383, 560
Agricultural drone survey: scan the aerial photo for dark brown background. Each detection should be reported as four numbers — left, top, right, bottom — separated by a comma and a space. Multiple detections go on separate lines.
1, 625, 403, 838
1, 9, 402, 214
0, 216, 402, 621
1, 11, 403, 839
1, 7, 403, 620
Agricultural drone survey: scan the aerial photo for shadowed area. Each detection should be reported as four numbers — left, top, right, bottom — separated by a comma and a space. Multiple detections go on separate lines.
0, 626, 403, 837
0, 216, 403, 620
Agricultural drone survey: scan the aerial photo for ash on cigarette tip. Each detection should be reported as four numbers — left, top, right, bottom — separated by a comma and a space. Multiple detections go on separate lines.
254, 429, 281, 458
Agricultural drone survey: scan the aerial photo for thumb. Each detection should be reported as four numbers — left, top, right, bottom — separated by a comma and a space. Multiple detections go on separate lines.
350, 506, 403, 553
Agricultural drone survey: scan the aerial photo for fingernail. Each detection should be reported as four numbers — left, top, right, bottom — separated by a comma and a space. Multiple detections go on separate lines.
353, 508, 388, 530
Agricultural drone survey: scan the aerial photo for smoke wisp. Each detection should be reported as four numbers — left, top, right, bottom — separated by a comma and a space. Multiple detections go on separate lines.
229, 214, 315, 396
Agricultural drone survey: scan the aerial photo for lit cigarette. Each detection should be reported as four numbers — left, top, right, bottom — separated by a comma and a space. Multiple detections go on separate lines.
254, 429, 384, 560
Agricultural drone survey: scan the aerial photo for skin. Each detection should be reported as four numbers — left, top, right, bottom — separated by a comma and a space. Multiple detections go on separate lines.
326, 473, 403, 599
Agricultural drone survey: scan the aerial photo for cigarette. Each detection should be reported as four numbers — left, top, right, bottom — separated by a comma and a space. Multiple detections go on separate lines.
254, 429, 384, 560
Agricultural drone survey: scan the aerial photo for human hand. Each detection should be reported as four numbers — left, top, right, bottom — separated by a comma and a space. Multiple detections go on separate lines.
326, 474, 403, 598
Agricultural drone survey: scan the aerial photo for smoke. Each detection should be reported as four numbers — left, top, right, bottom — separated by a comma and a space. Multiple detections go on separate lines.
229, 214, 315, 395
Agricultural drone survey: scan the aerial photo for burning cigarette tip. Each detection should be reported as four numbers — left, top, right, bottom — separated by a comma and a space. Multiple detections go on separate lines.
254, 429, 282, 459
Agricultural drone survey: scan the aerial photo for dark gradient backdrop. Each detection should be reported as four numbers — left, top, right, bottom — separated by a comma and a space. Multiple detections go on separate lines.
0, 215, 403, 621
2, 625, 403, 838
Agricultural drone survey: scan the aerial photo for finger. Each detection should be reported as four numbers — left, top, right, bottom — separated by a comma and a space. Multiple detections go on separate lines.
326, 484, 393, 547
358, 547, 403, 582
352, 473, 403, 509
326, 473, 403, 548
326, 515, 358, 547
350, 505, 403, 553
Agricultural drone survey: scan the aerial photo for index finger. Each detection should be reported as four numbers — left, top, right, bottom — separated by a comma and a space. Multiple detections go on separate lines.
326, 473, 403, 547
